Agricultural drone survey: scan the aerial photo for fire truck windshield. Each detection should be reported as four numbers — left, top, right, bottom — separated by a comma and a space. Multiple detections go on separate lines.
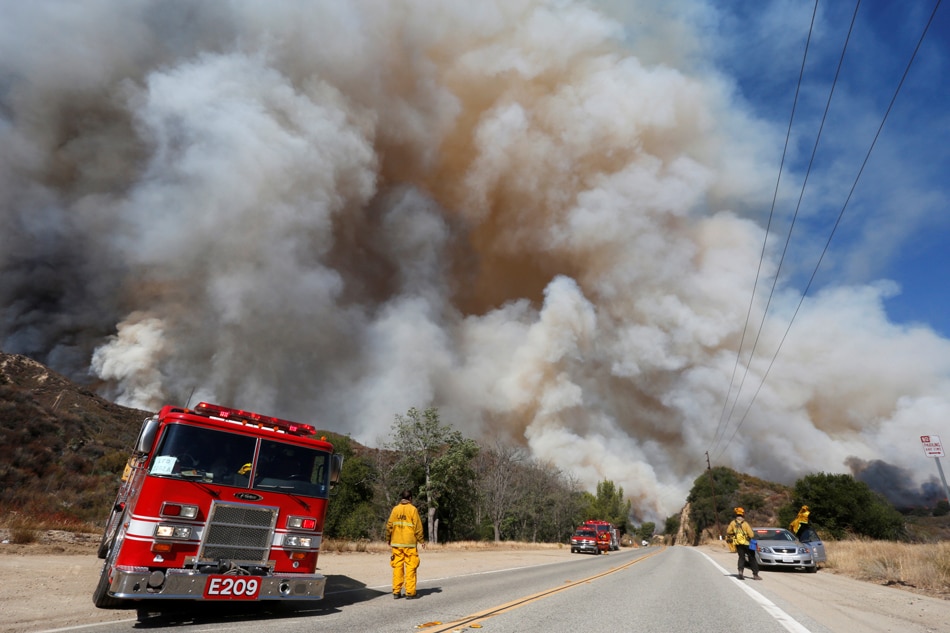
148, 424, 332, 498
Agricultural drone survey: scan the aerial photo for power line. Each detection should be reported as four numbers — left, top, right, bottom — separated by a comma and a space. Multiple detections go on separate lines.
713, 0, 944, 461
710, 0, 820, 457
713, 0, 863, 460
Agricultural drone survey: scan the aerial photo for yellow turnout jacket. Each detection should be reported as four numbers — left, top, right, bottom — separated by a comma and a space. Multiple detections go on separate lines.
386, 500, 425, 548
727, 517, 753, 546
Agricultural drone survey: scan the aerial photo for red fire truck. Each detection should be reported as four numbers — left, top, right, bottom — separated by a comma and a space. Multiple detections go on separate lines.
93, 402, 342, 609
570, 527, 605, 555
583, 520, 620, 551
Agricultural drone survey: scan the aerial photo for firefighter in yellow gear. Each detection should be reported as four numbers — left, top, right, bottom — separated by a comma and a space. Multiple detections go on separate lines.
386, 490, 426, 599
789, 505, 810, 538
726, 507, 761, 580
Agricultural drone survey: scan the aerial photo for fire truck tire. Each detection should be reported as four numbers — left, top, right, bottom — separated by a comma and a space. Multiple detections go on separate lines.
92, 562, 123, 609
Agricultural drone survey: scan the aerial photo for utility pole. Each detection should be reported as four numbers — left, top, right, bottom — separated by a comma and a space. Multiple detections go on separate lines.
706, 452, 723, 540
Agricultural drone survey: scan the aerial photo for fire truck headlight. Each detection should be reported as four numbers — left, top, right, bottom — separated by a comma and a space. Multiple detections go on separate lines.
287, 516, 317, 530
155, 524, 192, 539
284, 535, 313, 548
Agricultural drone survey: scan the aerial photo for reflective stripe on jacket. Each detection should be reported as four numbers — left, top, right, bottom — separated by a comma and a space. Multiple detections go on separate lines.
386, 500, 425, 548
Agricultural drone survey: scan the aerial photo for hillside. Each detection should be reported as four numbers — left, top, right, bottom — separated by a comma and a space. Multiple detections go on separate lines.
2, 351, 948, 543
0, 352, 150, 525
0, 352, 379, 530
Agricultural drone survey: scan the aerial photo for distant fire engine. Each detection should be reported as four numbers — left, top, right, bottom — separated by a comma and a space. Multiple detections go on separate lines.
93, 402, 342, 609
583, 520, 620, 551
570, 526, 606, 555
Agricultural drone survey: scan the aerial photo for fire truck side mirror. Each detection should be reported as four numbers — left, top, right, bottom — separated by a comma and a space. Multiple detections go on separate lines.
329, 454, 343, 486
133, 417, 160, 454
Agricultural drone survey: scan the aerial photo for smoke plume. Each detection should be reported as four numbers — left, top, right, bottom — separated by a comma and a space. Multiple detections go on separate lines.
847, 457, 945, 509
2, 0, 948, 520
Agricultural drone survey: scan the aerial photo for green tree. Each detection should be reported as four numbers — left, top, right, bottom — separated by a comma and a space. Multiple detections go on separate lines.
636, 521, 656, 544
321, 434, 379, 539
425, 432, 479, 541
664, 514, 680, 536
390, 407, 478, 544
784, 472, 905, 540
583, 479, 631, 530
686, 467, 739, 538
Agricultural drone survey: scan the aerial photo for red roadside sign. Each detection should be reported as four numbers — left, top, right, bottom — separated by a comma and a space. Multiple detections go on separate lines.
921, 435, 945, 458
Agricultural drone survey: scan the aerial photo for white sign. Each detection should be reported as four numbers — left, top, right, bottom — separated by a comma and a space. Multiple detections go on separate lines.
151, 455, 177, 474
920, 435, 945, 458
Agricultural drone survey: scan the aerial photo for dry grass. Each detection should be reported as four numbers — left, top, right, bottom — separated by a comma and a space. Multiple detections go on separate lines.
0, 512, 99, 535
2, 514, 40, 544
9, 526, 38, 545
825, 539, 950, 598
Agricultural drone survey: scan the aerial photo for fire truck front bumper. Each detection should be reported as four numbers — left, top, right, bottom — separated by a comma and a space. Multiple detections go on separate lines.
109, 566, 327, 601
571, 540, 599, 554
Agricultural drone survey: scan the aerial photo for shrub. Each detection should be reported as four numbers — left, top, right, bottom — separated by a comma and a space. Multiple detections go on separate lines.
786, 472, 905, 540
10, 526, 38, 544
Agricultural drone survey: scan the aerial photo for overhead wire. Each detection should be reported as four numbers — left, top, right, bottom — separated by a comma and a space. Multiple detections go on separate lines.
712, 0, 945, 461
712, 0, 862, 460
709, 0, 820, 456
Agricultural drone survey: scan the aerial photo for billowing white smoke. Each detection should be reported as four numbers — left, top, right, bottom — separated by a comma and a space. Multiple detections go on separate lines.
2, 0, 948, 521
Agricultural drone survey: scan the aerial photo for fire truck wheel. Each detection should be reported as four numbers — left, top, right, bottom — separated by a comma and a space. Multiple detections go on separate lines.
92, 561, 124, 609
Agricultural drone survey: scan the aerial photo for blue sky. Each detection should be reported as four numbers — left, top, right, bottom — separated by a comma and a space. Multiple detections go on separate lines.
709, 0, 950, 336
606, 0, 950, 335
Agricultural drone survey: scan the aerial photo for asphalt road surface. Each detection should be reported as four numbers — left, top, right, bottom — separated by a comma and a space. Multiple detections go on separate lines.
34, 545, 947, 633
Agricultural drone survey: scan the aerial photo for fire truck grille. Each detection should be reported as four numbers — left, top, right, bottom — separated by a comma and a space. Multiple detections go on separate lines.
199, 502, 278, 564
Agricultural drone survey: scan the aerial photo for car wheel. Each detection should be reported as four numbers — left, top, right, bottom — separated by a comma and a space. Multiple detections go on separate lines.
806, 565, 818, 573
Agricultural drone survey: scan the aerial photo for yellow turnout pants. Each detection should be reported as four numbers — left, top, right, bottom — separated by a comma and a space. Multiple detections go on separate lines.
391, 546, 420, 596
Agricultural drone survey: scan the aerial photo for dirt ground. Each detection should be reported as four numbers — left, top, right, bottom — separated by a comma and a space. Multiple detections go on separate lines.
0, 531, 569, 633
2, 532, 948, 633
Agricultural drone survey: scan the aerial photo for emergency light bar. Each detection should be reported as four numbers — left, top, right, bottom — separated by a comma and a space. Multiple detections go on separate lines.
193, 402, 316, 437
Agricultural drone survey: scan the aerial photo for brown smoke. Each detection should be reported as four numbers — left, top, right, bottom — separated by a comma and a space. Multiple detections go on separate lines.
2, 1, 949, 521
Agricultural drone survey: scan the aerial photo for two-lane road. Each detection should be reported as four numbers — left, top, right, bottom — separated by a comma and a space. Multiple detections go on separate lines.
38, 546, 950, 633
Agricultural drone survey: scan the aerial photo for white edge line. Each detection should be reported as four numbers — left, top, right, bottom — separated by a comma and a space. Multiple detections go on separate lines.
36, 618, 139, 633
697, 550, 814, 633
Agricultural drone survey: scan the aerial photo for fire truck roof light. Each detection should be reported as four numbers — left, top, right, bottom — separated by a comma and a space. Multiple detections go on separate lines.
193, 402, 317, 437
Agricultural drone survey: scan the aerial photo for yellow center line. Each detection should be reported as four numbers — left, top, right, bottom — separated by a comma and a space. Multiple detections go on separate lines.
426, 547, 667, 632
